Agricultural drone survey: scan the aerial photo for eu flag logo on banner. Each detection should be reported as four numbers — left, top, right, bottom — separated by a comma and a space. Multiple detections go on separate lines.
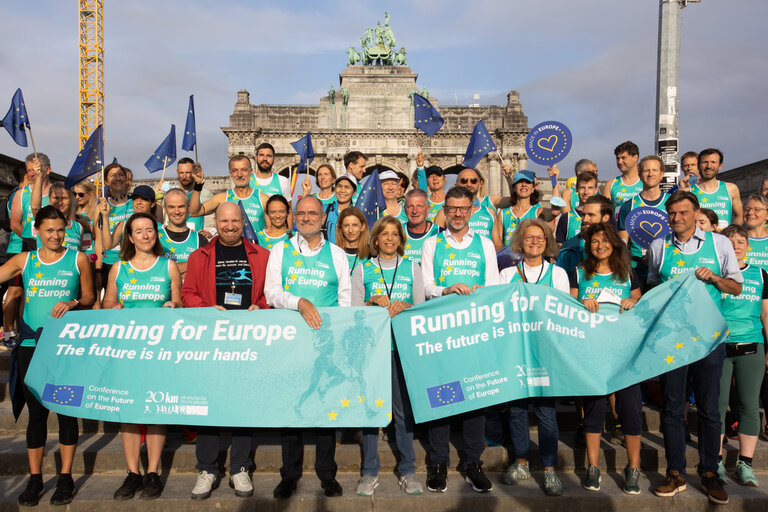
144, 125, 177, 173
238, 200, 259, 244
426, 381, 465, 408
182, 95, 196, 151
42, 383, 84, 407
413, 93, 444, 137
65, 125, 104, 189
462, 120, 497, 169
1, 88, 31, 147
354, 169, 386, 229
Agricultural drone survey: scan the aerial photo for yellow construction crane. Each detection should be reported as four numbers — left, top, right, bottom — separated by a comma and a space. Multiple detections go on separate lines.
78, 0, 104, 149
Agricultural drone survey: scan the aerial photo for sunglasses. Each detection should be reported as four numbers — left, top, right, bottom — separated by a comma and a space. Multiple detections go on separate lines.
459, 178, 478, 185
75, 192, 87, 198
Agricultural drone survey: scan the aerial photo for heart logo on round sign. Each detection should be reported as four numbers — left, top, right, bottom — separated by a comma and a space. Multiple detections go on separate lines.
639, 221, 664, 238
525, 121, 572, 165
537, 135, 558, 152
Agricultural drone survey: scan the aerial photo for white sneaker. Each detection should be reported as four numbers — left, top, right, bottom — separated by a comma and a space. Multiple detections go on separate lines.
229, 468, 253, 497
191, 470, 219, 499
355, 475, 379, 496
398, 473, 424, 495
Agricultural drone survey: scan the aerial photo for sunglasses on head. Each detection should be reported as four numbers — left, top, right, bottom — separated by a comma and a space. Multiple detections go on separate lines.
459, 178, 478, 185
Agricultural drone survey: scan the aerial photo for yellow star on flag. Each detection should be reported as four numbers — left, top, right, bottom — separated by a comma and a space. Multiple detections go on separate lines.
664, 355, 675, 365
674, 342, 684, 350
341, 398, 350, 408
375, 398, 384, 408
328, 410, 338, 421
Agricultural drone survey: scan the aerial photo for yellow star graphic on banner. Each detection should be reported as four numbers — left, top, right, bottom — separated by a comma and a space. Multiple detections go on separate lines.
341, 398, 350, 408
712, 331, 720, 338
691, 335, 700, 342
387, 411, 392, 421
328, 410, 338, 421
375, 398, 384, 408
674, 342, 684, 349
358, 395, 366, 403
664, 355, 675, 364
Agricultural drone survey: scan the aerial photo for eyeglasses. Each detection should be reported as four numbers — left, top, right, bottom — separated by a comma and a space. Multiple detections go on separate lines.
74, 192, 87, 198
445, 206, 471, 214
523, 235, 546, 243
295, 211, 322, 218
745, 207, 767, 213
459, 178, 478, 185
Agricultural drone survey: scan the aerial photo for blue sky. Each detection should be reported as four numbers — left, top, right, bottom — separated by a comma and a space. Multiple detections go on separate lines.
1, 0, 765, 180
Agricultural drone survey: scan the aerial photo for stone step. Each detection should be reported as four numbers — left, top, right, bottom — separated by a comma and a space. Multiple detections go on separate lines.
1, 431, 768, 476
1, 471, 767, 511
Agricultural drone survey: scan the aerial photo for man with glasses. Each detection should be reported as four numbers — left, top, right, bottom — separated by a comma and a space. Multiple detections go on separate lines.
419, 186, 500, 494
264, 196, 350, 500
434, 168, 502, 250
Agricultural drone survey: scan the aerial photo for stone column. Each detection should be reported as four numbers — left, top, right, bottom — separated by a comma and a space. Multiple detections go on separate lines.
488, 158, 501, 197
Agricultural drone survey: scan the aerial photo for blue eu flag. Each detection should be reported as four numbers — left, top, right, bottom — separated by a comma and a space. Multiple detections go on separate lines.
354, 169, 386, 228
1, 88, 30, 147
462, 120, 497, 169
41, 383, 84, 407
65, 125, 103, 189
238, 200, 259, 245
290, 132, 314, 178
413, 93, 443, 137
144, 125, 177, 173
182, 95, 196, 151
426, 381, 465, 408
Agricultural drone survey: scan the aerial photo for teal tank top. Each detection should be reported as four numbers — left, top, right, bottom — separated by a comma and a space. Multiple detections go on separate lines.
257, 230, 291, 250
427, 197, 443, 222
104, 198, 134, 265
506, 263, 554, 287
468, 206, 495, 241
315, 192, 336, 207
747, 236, 768, 270
659, 231, 722, 307
362, 257, 414, 304
21, 249, 80, 346
381, 203, 409, 224
249, 173, 284, 197
432, 233, 486, 288
610, 176, 643, 213
7, 188, 22, 253
576, 267, 631, 300
281, 240, 339, 307
500, 203, 541, 246
226, 188, 265, 232
185, 190, 205, 231
721, 264, 764, 344
692, 181, 732, 229
21, 186, 51, 239
159, 226, 200, 262
404, 223, 440, 264
116, 257, 172, 308
565, 210, 582, 240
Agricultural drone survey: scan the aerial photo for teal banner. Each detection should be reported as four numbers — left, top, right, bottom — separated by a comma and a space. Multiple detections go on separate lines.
25, 307, 392, 428
392, 273, 728, 423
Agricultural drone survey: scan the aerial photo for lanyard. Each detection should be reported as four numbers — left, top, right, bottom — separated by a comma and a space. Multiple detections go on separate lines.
517, 261, 544, 284
376, 256, 400, 299
349, 254, 358, 276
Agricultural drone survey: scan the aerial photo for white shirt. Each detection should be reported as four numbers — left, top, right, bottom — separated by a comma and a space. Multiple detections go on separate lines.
265, 234, 351, 309
420, 228, 500, 300
499, 261, 570, 293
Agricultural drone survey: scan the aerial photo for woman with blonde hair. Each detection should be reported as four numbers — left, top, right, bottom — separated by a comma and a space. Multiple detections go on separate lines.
498, 217, 568, 496
351, 215, 425, 496
335, 207, 369, 275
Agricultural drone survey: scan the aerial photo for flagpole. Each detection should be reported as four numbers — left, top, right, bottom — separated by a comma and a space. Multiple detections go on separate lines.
100, 164, 105, 199
161, 156, 168, 181
194, 145, 199, 165
27, 126, 38, 158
